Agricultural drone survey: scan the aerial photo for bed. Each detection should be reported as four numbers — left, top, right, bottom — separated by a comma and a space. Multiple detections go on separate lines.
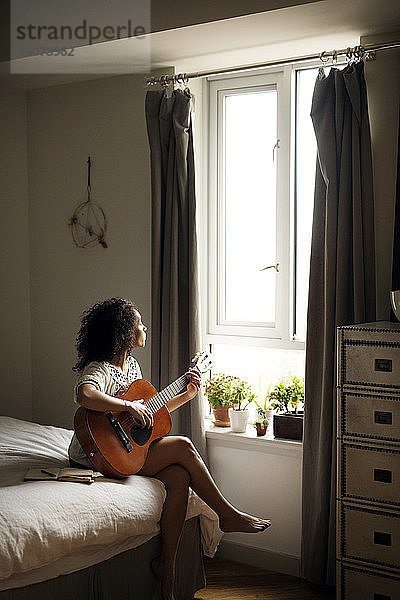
0, 416, 223, 599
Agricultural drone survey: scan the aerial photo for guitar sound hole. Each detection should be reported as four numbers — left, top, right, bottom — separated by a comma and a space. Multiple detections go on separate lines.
130, 423, 153, 446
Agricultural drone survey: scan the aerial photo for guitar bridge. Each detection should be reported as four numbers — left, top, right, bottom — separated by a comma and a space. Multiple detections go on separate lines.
106, 413, 133, 453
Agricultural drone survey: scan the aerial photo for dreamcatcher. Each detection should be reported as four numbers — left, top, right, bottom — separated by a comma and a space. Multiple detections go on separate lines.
69, 156, 108, 248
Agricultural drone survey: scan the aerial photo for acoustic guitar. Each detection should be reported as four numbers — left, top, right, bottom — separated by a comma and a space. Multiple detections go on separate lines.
74, 352, 212, 479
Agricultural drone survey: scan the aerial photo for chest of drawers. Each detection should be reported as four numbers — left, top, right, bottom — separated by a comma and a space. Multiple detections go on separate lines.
337, 322, 400, 600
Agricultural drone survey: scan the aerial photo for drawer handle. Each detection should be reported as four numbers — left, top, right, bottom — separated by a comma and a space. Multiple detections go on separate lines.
374, 595, 391, 600
374, 469, 393, 483
375, 358, 392, 372
374, 411, 393, 425
374, 531, 392, 546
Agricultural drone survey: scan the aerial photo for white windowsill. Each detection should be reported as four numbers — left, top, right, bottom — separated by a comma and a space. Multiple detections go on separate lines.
204, 419, 303, 456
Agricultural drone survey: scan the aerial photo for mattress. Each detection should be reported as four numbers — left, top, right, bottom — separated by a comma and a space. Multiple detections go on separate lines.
0, 416, 222, 591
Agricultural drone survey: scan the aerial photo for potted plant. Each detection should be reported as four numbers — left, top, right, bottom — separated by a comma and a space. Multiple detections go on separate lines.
204, 374, 238, 426
269, 376, 305, 440
229, 379, 256, 433
253, 392, 274, 436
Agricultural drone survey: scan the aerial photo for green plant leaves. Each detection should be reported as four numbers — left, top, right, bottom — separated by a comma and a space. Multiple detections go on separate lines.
269, 376, 305, 415
204, 374, 255, 409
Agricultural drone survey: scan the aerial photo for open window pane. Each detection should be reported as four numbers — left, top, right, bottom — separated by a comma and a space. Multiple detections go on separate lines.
222, 89, 277, 324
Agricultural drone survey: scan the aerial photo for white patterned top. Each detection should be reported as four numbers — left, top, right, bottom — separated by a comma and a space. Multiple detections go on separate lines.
68, 356, 142, 467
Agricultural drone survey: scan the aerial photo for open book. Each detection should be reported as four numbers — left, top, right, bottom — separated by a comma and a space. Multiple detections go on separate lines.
24, 467, 99, 484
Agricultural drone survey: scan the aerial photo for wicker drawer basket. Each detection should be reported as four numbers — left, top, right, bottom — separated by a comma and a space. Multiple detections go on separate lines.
339, 503, 400, 571
340, 391, 400, 442
338, 561, 400, 600
340, 443, 400, 505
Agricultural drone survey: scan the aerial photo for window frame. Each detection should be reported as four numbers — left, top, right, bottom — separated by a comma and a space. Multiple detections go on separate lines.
205, 66, 303, 350
214, 77, 280, 335
200, 62, 327, 352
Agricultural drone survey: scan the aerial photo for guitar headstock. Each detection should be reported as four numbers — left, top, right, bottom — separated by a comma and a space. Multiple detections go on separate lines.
191, 351, 213, 374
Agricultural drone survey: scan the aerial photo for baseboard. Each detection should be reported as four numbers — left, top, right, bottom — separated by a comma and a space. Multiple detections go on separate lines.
216, 539, 301, 577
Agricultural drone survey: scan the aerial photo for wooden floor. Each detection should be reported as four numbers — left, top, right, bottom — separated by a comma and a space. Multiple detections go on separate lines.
195, 558, 335, 600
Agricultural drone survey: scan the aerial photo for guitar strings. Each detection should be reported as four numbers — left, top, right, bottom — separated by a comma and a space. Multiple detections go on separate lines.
154, 375, 189, 411
146, 374, 189, 414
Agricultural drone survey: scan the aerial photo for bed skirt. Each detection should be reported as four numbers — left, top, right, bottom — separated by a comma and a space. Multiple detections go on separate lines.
0, 517, 205, 600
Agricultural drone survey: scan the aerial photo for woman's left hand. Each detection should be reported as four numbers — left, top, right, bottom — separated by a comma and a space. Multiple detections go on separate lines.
185, 367, 201, 400
166, 367, 202, 412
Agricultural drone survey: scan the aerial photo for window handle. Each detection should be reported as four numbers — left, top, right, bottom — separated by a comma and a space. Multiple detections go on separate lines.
260, 263, 280, 272
273, 139, 280, 161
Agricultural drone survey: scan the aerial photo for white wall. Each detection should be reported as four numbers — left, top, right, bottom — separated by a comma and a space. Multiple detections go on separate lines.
0, 87, 32, 421
207, 435, 302, 575
26, 71, 170, 429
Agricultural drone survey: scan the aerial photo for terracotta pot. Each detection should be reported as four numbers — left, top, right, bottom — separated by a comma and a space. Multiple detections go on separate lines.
273, 413, 303, 440
212, 405, 233, 427
255, 422, 267, 436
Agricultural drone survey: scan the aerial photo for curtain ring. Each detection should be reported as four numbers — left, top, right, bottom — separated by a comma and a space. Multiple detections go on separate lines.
175, 73, 185, 91
160, 74, 170, 88
355, 45, 365, 62
365, 49, 376, 62
179, 73, 190, 96
319, 51, 329, 63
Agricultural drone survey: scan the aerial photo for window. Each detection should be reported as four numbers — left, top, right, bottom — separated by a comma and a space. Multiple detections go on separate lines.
202, 65, 319, 401
221, 87, 278, 326
208, 71, 290, 341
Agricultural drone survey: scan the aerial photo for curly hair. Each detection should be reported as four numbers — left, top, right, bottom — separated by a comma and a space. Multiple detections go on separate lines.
73, 298, 140, 371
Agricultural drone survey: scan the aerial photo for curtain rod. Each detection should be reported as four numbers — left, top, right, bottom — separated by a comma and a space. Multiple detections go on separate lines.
146, 40, 400, 86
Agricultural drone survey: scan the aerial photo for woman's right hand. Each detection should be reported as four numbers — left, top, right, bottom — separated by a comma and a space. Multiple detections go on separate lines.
124, 399, 153, 428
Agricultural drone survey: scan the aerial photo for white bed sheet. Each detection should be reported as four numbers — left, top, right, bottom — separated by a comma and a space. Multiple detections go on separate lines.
0, 416, 222, 591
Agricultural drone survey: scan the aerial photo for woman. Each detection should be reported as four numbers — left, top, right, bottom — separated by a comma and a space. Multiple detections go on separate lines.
69, 298, 271, 600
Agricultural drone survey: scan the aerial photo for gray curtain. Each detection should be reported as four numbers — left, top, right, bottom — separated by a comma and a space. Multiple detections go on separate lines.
145, 87, 206, 461
301, 61, 376, 586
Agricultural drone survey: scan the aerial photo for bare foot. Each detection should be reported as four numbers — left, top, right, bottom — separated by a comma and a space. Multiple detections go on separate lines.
219, 511, 271, 533
151, 556, 175, 600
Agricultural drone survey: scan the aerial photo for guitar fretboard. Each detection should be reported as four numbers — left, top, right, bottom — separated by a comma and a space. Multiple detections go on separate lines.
145, 374, 190, 414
